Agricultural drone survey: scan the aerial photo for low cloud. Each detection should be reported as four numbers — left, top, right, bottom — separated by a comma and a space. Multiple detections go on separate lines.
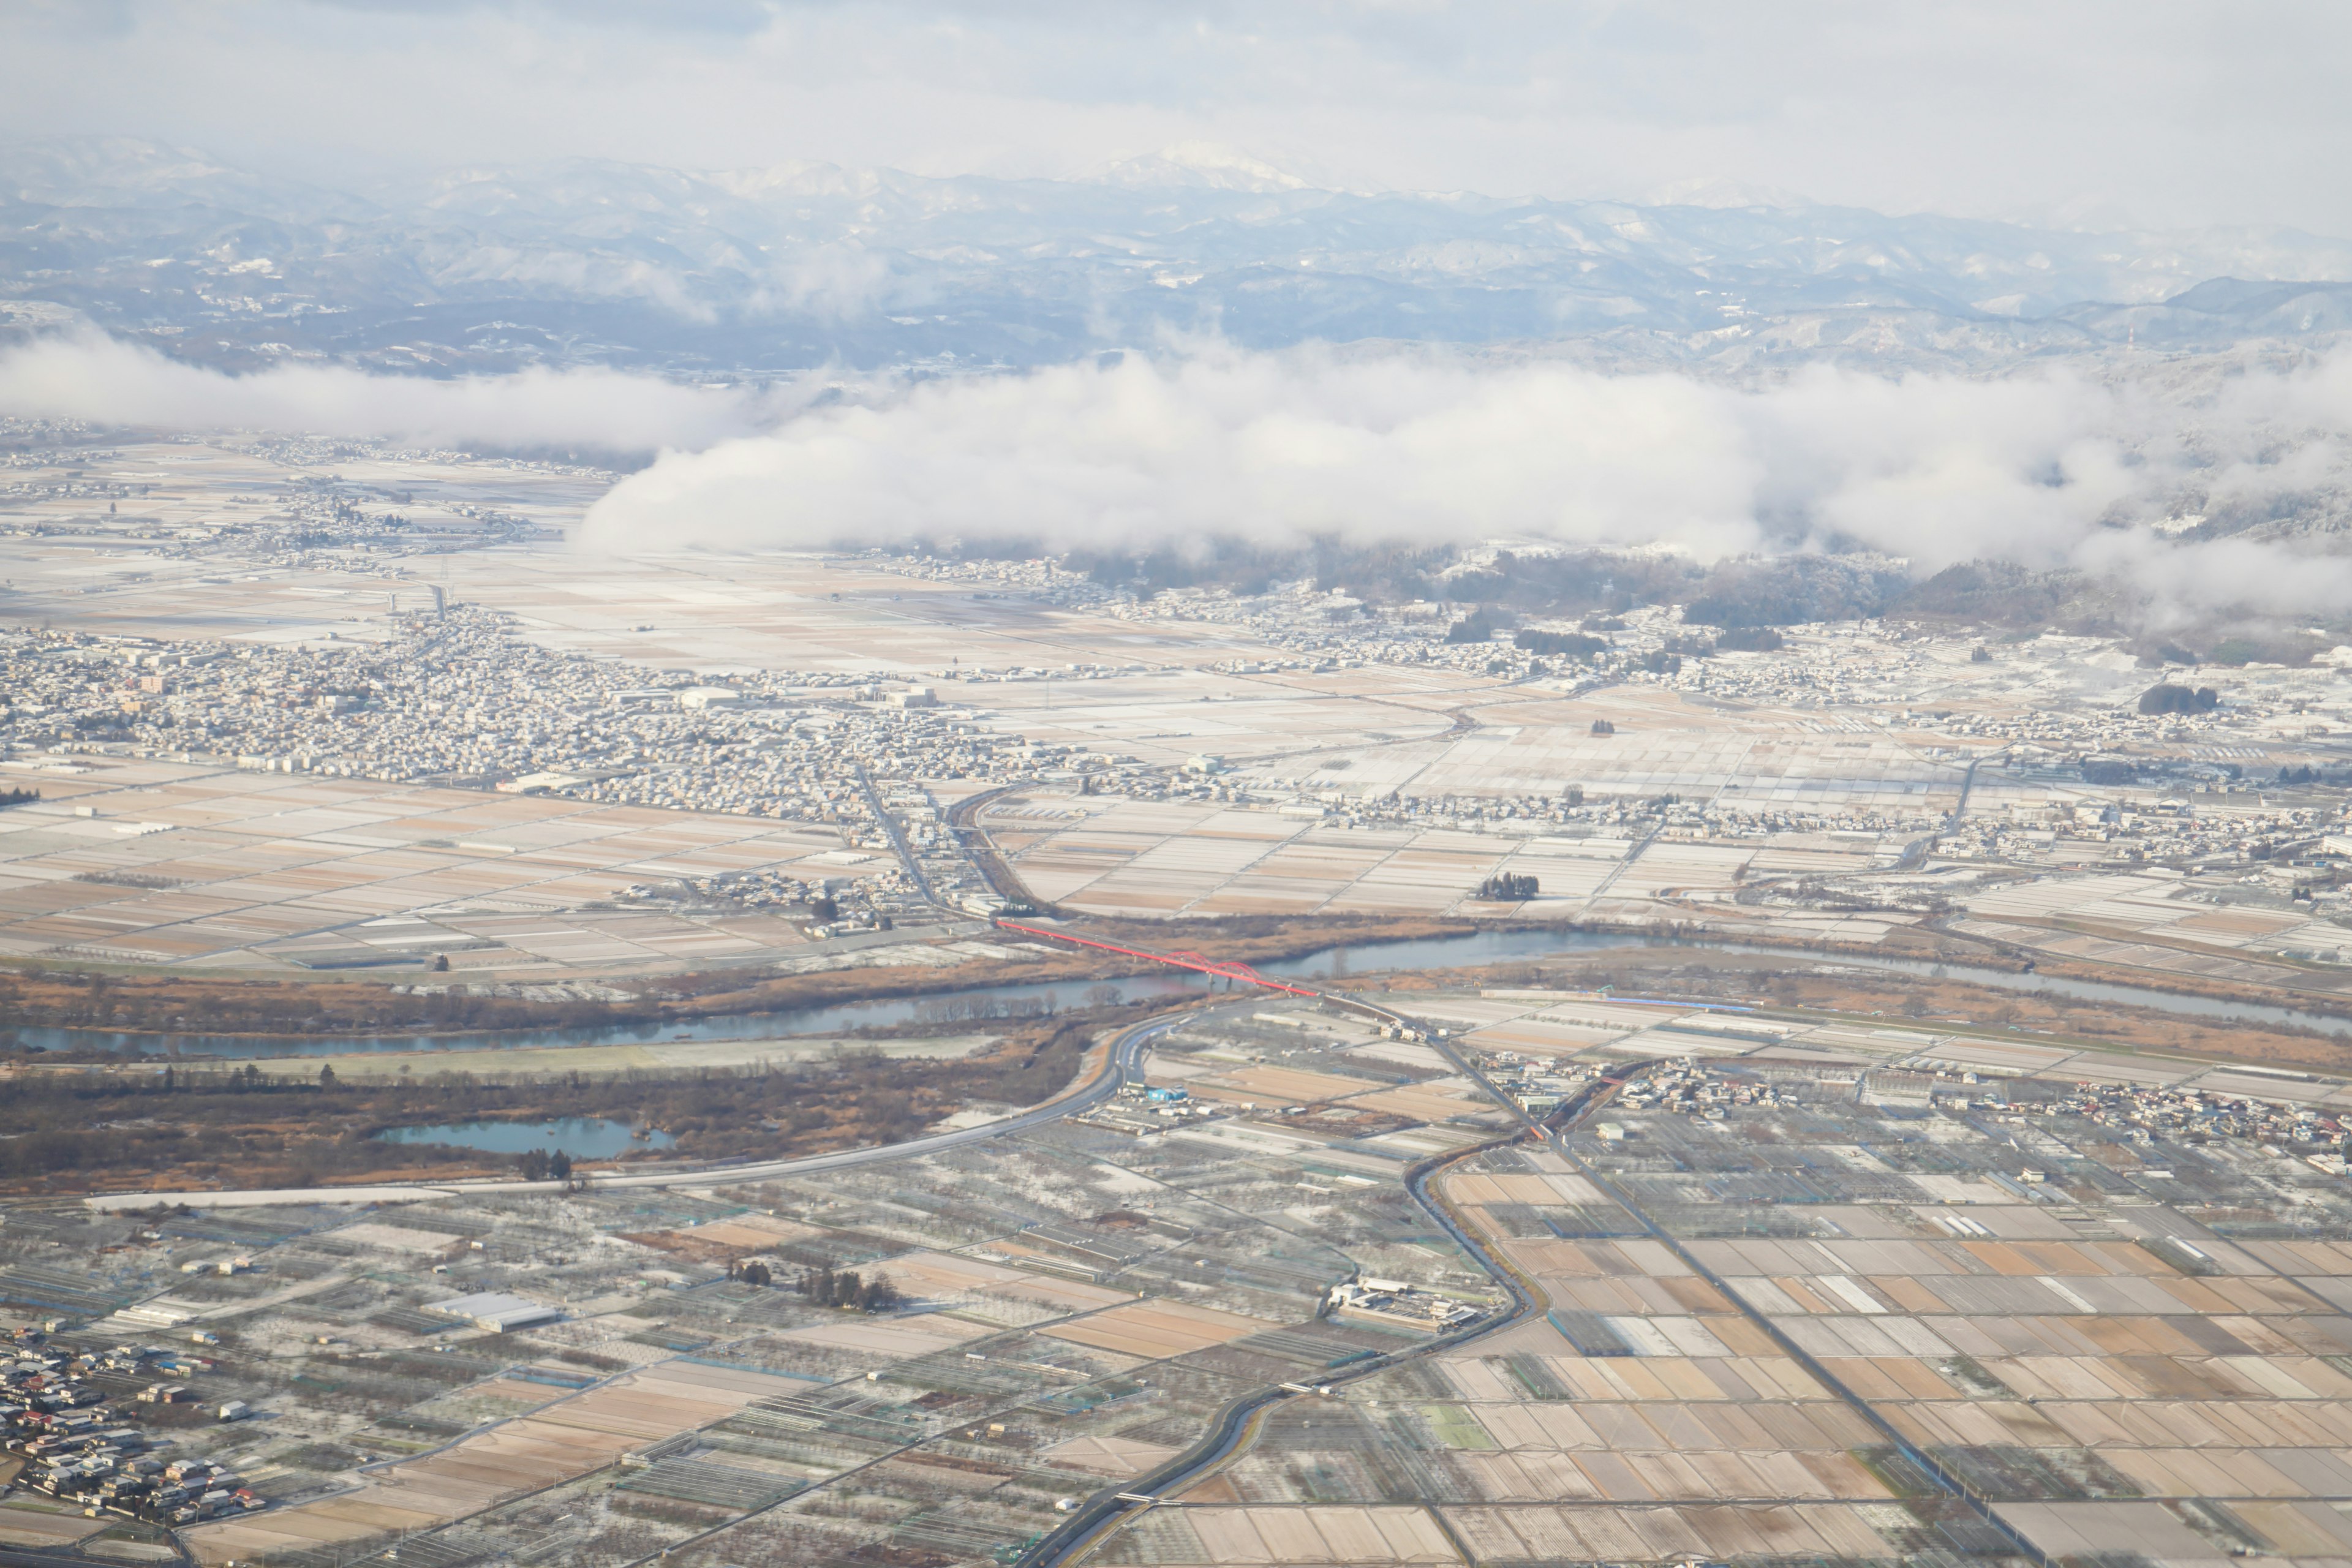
580, 341, 2352, 619
0, 330, 778, 453
12, 330, 2351, 624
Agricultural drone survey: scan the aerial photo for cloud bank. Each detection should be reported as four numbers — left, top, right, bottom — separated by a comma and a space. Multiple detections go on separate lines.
10, 328, 2351, 622
580, 342, 2352, 618
0, 331, 775, 453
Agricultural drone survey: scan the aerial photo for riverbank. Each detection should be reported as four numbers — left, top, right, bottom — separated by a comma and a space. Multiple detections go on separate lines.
0, 913, 1475, 1044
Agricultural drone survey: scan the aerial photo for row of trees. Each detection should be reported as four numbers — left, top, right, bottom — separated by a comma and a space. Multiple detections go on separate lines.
0, 970, 663, 1036
795, 1265, 900, 1313
514, 1148, 574, 1183
2139, 682, 2223, 715
722, 1257, 899, 1306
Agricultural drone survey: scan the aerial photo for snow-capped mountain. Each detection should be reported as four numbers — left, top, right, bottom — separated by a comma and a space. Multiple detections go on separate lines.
4, 137, 2349, 378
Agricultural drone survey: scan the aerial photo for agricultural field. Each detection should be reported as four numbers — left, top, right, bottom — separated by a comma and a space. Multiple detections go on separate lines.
7, 979, 2352, 1565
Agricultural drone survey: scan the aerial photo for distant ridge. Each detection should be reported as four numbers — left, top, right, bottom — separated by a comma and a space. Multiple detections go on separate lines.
4, 136, 2350, 378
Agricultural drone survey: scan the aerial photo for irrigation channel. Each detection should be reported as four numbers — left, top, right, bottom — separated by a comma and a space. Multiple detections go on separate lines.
26, 925, 2352, 1061
1018, 986, 2055, 1568
74, 916, 2316, 1561
1433, 1038, 2055, 1568
1011, 1061, 1638, 1568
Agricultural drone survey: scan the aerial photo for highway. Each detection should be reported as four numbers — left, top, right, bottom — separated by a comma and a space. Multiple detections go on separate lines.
1583, 816, 1662, 902
45, 769, 2071, 1566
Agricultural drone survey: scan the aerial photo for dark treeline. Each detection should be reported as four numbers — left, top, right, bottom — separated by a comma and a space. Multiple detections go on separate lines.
1680, 556, 1912, 628
795, 1265, 900, 1313
1061, 538, 1689, 616
1513, 628, 1610, 657
516, 1148, 573, 1183
1041, 537, 2184, 642
0, 971, 662, 1037
0, 1012, 1103, 1189
1061, 537, 1456, 602
1440, 550, 1697, 614
2139, 682, 2222, 715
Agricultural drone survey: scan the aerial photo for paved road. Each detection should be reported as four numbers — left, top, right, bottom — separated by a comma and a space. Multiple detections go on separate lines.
940, 783, 1031, 910
1899, 747, 2003, 868
85, 1009, 1188, 1212
1017, 1032, 1626, 1568
853, 760, 940, 905
1453, 1041, 2056, 1567
1583, 817, 1662, 902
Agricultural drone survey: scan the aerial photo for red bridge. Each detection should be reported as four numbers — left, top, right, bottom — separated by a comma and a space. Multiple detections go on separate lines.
992, 920, 1326, 1000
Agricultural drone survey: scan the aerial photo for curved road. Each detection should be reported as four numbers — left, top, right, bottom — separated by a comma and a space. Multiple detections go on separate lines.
67, 967, 1643, 1568
85, 1008, 1189, 1212
1014, 1062, 1630, 1568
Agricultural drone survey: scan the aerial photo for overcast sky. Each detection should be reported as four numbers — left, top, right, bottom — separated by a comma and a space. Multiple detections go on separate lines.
6, 1, 2348, 234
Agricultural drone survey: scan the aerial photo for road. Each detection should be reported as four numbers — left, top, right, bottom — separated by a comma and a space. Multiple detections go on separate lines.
85, 1009, 1187, 1212
0, 1547, 184, 1568
1898, 747, 2002, 868
70, 965, 1575, 1567
75, 974, 1526, 1568
1425, 1035, 2055, 1568
941, 783, 1031, 910
1583, 816, 1662, 902
1014, 1054, 1630, 1568
852, 760, 940, 905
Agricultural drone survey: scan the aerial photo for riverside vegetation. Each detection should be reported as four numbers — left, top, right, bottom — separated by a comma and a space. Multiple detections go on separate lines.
0, 1009, 1126, 1192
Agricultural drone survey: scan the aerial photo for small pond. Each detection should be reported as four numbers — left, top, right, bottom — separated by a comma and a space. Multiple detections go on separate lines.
371, 1117, 674, 1158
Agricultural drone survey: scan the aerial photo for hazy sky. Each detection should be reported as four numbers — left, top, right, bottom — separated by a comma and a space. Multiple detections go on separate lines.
7, 1, 2349, 233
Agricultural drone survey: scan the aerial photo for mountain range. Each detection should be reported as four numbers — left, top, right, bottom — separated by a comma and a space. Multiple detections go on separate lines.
5, 137, 2351, 379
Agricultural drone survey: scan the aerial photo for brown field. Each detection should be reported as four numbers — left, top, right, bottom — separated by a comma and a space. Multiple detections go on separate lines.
1180, 1065, 1393, 1109
880, 1249, 1135, 1315
1041, 1433, 1184, 1478
183, 1360, 809, 1565
1447, 1172, 1608, 1207
0, 1505, 108, 1548
772, 1314, 992, 1358
1441, 1502, 1899, 1563
1435, 947, 2352, 1079
0, 756, 855, 974
1344, 1082, 1486, 1123
1136, 1505, 1461, 1564
1042, 1299, 1275, 1358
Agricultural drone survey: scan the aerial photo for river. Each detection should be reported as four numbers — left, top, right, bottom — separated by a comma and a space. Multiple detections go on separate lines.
17, 925, 2350, 1058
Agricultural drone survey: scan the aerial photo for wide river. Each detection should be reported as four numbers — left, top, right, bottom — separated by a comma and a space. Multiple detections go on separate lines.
18, 927, 2351, 1058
